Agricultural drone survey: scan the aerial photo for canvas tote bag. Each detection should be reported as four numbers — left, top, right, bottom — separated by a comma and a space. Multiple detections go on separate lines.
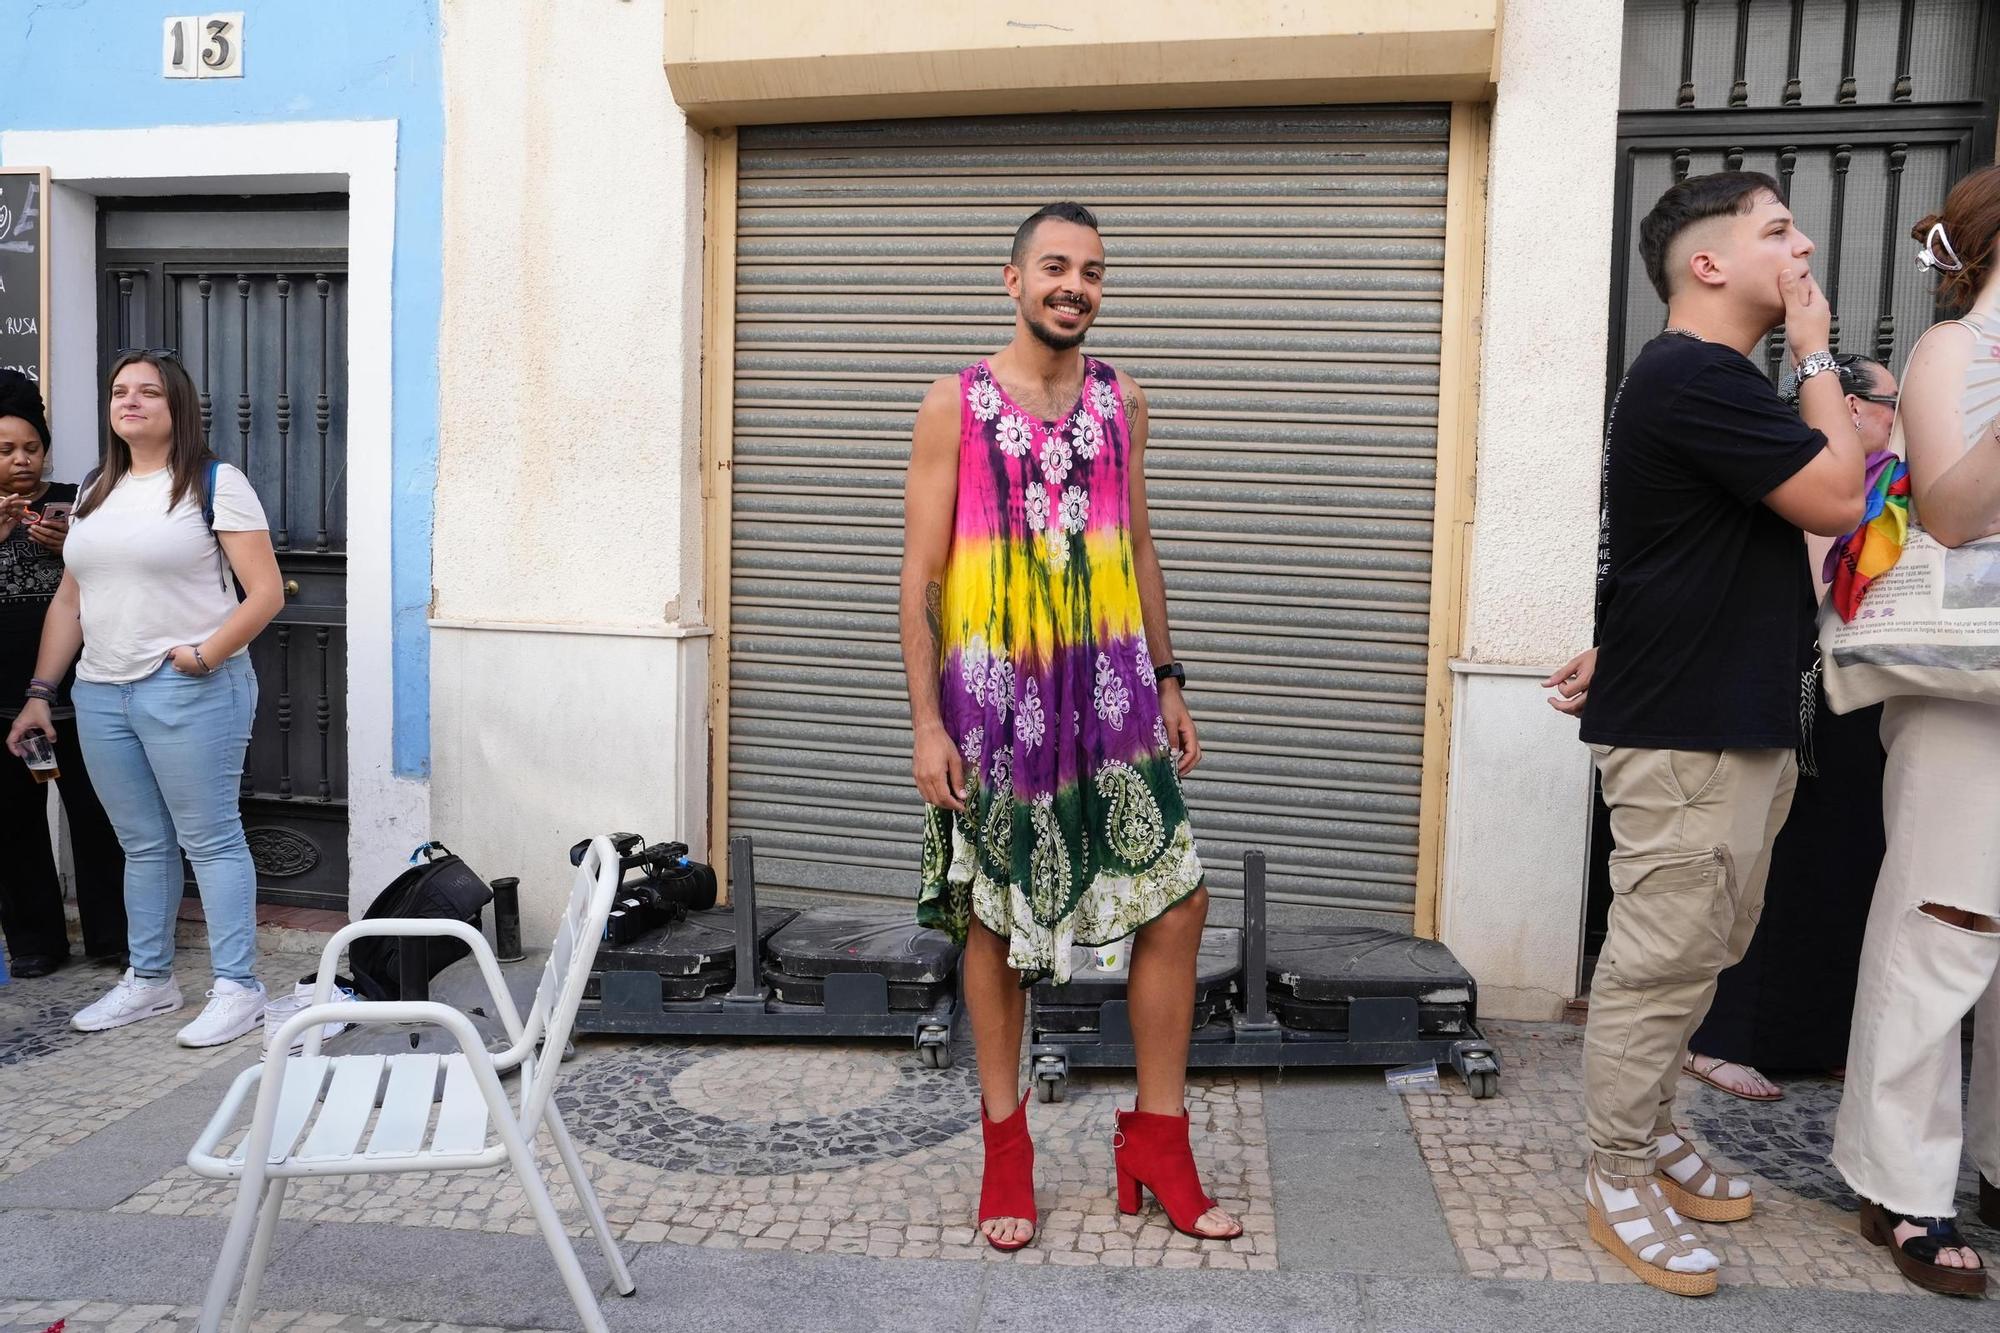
1821, 313, 2000, 713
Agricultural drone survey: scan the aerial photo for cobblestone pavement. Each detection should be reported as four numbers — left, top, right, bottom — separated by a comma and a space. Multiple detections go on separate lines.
109, 1036, 1273, 1269
0, 1300, 564, 1333
10, 948, 1996, 1321
0, 951, 297, 1183
1404, 1020, 1998, 1298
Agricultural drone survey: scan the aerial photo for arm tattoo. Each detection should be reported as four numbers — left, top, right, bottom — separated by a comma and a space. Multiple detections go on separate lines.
1123, 388, 1141, 423
924, 580, 943, 651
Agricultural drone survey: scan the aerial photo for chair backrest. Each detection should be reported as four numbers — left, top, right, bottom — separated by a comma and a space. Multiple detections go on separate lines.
516, 835, 622, 1132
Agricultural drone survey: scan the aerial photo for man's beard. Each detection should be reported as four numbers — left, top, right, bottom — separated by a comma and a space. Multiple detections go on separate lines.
1025, 310, 1090, 352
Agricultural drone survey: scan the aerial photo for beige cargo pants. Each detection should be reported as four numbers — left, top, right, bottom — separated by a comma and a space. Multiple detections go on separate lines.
1584, 744, 1797, 1176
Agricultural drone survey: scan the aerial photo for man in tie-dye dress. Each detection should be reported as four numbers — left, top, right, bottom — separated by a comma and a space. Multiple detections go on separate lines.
900, 202, 1240, 1250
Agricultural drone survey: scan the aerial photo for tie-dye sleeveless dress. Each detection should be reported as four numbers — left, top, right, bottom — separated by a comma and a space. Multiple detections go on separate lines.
916, 356, 1204, 983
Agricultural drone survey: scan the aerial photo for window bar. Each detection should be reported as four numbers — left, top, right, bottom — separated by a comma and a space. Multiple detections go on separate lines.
197, 276, 213, 443
314, 275, 331, 553
1825, 144, 1853, 351
274, 276, 291, 550
1729, 0, 1751, 107
1875, 144, 1909, 364
1678, 0, 1700, 109
236, 275, 251, 472
276, 624, 293, 799
116, 272, 133, 356
1765, 146, 1800, 383
1892, 0, 1917, 102
1783, 0, 1805, 105
315, 627, 332, 800
1837, 0, 1861, 104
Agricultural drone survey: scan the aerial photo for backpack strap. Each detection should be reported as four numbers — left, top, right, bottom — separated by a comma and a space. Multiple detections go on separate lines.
201, 459, 234, 593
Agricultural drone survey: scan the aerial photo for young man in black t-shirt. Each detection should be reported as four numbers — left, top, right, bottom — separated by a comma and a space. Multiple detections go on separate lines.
1543, 172, 1865, 1296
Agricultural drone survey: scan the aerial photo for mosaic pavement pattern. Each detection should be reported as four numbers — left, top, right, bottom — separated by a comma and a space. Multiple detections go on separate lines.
115, 1034, 1276, 1270
0, 951, 296, 1183
0, 1301, 561, 1333
1403, 1021, 1997, 1298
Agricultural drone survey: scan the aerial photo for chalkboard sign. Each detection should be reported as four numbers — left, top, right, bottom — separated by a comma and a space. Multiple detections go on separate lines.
0, 167, 50, 398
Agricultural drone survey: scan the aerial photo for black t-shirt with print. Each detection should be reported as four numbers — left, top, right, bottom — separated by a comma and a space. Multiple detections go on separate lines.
0, 481, 77, 717
1580, 335, 1825, 751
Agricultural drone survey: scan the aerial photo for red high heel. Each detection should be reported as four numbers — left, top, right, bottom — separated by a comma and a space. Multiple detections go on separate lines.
1114, 1107, 1243, 1240
978, 1090, 1037, 1251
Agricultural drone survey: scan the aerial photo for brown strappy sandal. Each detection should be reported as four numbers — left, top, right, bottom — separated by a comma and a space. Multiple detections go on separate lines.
1655, 1134, 1754, 1224
1586, 1168, 1719, 1298
1858, 1199, 1988, 1298
1680, 1054, 1783, 1102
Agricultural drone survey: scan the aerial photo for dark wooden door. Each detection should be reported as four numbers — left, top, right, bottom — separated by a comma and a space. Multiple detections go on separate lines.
100, 223, 350, 910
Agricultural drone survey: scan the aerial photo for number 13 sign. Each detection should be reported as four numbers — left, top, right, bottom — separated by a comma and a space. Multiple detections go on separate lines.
163, 14, 244, 79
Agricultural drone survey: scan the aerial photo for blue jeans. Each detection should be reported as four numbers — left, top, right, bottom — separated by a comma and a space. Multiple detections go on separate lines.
72, 655, 259, 984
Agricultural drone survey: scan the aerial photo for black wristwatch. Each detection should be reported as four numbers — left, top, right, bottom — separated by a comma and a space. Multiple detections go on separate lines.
1154, 662, 1186, 689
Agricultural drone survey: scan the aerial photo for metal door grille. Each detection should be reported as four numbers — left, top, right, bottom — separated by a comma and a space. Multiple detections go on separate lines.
724, 107, 1450, 915
1609, 0, 2000, 388
100, 245, 350, 910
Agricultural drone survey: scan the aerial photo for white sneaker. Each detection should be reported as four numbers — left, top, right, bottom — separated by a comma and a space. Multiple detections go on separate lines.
176, 978, 269, 1048
71, 968, 185, 1032
262, 978, 359, 1059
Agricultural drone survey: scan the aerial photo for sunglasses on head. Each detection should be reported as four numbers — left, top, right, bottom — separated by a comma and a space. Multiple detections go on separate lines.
114, 346, 181, 361
1831, 356, 1896, 408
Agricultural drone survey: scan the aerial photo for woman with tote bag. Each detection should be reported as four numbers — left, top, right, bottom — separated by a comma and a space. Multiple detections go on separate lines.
1825, 168, 2000, 1296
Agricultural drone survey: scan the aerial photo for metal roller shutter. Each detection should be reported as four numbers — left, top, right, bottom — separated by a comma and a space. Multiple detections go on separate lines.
726, 106, 1447, 918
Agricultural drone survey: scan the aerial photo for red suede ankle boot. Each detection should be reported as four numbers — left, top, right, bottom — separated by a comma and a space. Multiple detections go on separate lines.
978, 1090, 1037, 1251
1113, 1107, 1242, 1240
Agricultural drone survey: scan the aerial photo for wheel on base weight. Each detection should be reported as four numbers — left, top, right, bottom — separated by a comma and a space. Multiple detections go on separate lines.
1468, 1070, 1499, 1099
1035, 1074, 1065, 1104
918, 1041, 949, 1069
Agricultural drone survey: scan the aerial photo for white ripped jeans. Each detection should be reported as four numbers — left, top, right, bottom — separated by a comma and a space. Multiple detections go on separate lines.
1833, 695, 2000, 1217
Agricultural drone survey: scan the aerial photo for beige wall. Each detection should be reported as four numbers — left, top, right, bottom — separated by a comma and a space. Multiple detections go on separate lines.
666, 0, 1499, 124
1462, 0, 1619, 667
1438, 0, 1623, 1018
435, 0, 705, 629
432, 0, 711, 923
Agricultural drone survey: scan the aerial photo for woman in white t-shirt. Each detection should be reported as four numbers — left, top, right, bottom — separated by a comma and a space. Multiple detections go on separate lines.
6, 352, 284, 1047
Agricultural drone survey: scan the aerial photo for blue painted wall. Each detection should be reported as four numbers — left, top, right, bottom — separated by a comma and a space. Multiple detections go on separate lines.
0, 0, 442, 779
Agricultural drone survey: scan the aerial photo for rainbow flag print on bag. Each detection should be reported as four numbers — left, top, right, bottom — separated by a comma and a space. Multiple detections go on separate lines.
1823, 449, 1911, 623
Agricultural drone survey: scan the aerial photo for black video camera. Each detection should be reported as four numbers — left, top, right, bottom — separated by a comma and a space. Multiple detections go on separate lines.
569, 832, 719, 945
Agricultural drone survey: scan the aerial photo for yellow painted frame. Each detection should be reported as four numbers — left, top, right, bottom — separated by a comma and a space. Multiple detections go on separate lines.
1413, 103, 1490, 939
700, 128, 739, 885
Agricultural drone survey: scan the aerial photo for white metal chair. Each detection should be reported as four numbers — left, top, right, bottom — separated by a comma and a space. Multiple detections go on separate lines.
188, 836, 634, 1333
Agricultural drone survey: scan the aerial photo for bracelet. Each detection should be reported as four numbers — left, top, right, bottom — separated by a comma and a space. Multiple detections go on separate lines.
27, 677, 56, 693
192, 646, 211, 675
24, 686, 55, 703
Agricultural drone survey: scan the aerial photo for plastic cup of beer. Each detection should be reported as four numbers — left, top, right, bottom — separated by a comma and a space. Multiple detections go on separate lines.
18, 731, 58, 784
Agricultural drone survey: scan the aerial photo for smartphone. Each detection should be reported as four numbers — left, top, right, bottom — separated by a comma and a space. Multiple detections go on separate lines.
32, 501, 71, 525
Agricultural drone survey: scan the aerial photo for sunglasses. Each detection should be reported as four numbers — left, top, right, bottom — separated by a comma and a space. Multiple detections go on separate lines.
1849, 391, 1898, 408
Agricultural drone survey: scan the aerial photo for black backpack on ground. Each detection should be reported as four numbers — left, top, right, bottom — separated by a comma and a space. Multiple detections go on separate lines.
346, 842, 495, 1001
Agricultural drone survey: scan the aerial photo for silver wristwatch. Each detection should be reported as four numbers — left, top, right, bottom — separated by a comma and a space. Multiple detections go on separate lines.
1794, 349, 1839, 384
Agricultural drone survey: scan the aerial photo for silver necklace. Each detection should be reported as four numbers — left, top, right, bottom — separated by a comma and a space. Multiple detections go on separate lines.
1662, 327, 1705, 342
